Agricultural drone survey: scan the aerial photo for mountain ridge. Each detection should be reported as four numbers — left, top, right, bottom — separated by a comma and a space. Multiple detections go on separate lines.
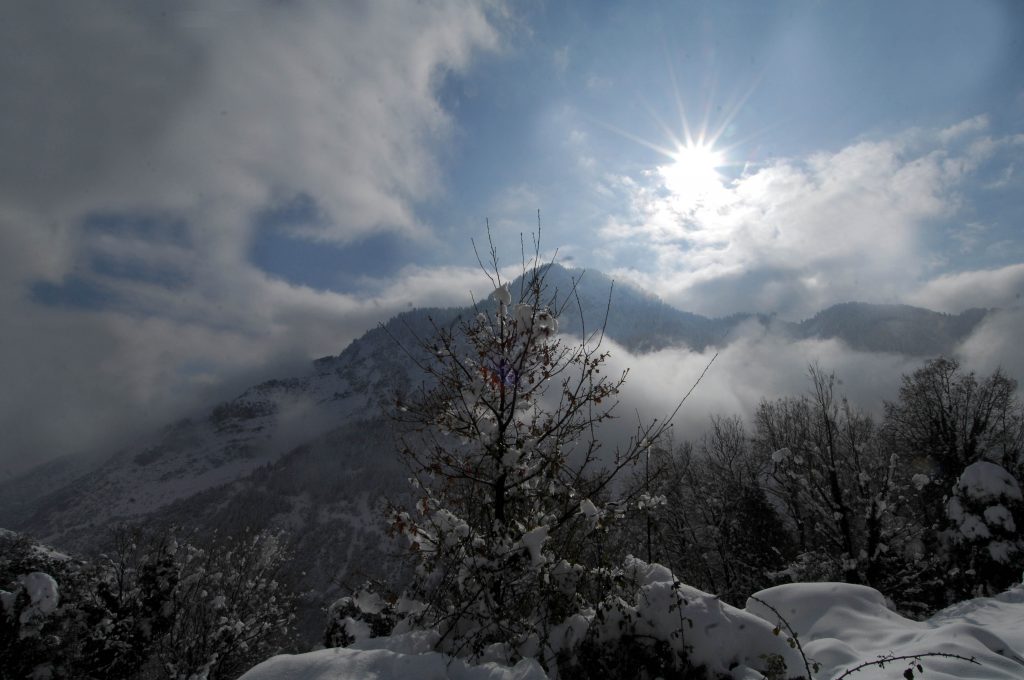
0, 263, 997, 641
0, 264, 993, 538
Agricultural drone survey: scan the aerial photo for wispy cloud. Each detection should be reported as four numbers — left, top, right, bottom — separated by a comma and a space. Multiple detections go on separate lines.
906, 263, 1024, 313
957, 307, 1024, 380
938, 114, 990, 144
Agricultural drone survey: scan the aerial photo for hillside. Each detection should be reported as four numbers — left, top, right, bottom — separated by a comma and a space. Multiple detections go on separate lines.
0, 265, 995, 642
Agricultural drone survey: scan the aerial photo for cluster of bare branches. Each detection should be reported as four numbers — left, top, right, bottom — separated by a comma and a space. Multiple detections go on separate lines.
371, 227, 684, 667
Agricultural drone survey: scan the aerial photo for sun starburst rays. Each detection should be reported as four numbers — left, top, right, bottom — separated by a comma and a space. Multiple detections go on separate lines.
665, 140, 726, 189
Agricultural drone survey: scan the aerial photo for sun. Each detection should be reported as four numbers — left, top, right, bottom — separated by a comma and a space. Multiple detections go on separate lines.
663, 141, 725, 191
592, 88, 742, 209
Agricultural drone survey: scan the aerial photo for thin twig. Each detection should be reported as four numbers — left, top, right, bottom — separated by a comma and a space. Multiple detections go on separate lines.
664, 351, 719, 425
831, 652, 980, 680
748, 595, 817, 680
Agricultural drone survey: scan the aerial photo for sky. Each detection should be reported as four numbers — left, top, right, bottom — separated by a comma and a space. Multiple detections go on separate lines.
2, 0, 1023, 475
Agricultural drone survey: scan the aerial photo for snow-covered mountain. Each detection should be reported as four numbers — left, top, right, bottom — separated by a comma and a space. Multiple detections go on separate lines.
0, 306, 450, 547
0, 262, 991, 541
0, 269, 991, 536
0, 264, 992, 639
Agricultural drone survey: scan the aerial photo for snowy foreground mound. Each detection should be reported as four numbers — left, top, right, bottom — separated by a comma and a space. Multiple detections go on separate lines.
241, 578, 1024, 680
747, 582, 1024, 680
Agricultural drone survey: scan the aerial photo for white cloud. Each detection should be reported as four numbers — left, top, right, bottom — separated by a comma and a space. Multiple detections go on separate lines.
0, 1, 500, 287
0, 1, 501, 473
592, 305, 1024, 456
4, 1, 497, 246
592, 328, 927, 453
956, 308, 1024, 380
907, 263, 1024, 313
0, 259, 503, 476
599, 119, 1017, 318
938, 114, 989, 144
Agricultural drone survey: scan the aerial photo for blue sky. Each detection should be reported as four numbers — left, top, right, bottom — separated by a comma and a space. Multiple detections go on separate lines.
1, 0, 1023, 472
244, 0, 1024, 310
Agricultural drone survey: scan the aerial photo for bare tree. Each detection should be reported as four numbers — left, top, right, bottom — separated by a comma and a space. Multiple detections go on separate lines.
883, 356, 1024, 522
385, 234, 669, 664
755, 365, 909, 588
624, 417, 791, 606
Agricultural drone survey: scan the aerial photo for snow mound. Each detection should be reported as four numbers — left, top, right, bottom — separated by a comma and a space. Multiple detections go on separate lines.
242, 577, 1024, 679
240, 648, 545, 680
747, 582, 1024, 680
245, 561, 801, 680
619, 558, 803, 677
240, 633, 546, 680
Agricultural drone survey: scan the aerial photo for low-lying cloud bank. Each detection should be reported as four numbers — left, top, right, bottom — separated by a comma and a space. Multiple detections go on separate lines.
4, 270, 1023, 477
906, 263, 1024, 313
599, 305, 1024, 446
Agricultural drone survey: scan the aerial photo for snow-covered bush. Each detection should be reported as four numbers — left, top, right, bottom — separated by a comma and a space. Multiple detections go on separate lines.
553, 557, 802, 680
0, 531, 85, 679
944, 460, 1024, 599
312, 554, 803, 680
0, 527, 296, 680
622, 358, 1023, 619
0, 570, 62, 677
152, 529, 297, 680
323, 585, 402, 648
882, 357, 1024, 611
883, 357, 1024, 534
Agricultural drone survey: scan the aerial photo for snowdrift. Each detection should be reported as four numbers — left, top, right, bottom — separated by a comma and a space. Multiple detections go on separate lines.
239, 630, 547, 680
241, 578, 1024, 680
748, 581, 1024, 680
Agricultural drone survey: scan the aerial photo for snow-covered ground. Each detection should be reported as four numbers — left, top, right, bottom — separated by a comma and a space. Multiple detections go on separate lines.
240, 578, 1024, 680
748, 582, 1024, 680
240, 634, 547, 680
